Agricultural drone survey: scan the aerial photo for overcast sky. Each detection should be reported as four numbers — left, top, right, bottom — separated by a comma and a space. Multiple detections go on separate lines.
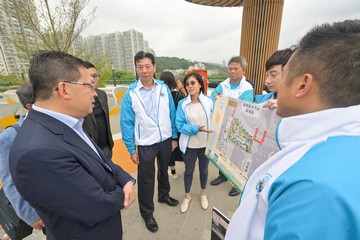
82, 0, 359, 64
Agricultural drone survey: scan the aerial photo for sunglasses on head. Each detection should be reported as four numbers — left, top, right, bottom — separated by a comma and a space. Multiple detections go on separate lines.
185, 81, 197, 87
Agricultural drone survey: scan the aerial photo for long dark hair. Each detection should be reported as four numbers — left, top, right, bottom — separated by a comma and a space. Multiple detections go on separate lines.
160, 71, 176, 90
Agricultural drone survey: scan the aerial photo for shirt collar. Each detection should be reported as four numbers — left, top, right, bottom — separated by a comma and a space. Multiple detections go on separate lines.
139, 79, 158, 90
32, 104, 83, 129
277, 104, 360, 149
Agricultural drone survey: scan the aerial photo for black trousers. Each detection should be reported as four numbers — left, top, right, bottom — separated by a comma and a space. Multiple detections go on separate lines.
219, 170, 228, 180
137, 138, 172, 219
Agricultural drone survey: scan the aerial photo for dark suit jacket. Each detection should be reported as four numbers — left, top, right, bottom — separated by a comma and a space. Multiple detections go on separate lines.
9, 109, 134, 240
83, 89, 114, 159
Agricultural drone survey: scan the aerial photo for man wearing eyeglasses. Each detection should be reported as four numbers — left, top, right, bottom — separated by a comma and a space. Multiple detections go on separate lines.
82, 61, 114, 159
9, 50, 135, 240
209, 56, 254, 197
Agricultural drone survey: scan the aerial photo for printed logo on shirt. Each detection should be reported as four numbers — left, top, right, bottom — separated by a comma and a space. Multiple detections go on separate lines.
255, 173, 272, 199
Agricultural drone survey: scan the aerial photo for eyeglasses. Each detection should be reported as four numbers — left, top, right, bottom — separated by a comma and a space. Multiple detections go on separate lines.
92, 74, 100, 80
63, 81, 96, 91
185, 81, 197, 87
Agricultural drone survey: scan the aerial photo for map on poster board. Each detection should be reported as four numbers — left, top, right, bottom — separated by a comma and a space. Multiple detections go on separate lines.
205, 96, 281, 192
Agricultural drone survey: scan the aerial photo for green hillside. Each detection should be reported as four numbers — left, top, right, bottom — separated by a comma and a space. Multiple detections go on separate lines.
156, 56, 227, 73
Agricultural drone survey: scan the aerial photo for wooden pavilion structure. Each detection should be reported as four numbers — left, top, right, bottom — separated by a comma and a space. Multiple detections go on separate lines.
186, 0, 285, 94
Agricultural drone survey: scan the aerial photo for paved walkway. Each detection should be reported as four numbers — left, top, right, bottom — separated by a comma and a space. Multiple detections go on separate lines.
21, 160, 239, 240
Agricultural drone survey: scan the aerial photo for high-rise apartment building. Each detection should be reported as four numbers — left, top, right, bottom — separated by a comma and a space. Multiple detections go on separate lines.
75, 29, 154, 74
0, 0, 153, 77
0, 0, 37, 76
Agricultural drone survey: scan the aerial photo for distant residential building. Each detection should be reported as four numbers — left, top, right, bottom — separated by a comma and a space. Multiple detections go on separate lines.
164, 69, 187, 77
208, 69, 219, 75
72, 29, 154, 74
0, 0, 37, 76
0, 2, 152, 77
188, 62, 206, 70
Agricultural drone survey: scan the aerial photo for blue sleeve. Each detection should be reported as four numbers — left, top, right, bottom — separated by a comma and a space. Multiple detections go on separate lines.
265, 179, 352, 239
166, 85, 178, 138
239, 89, 254, 103
0, 129, 40, 225
254, 92, 273, 103
210, 84, 223, 101
176, 101, 200, 136
120, 91, 136, 155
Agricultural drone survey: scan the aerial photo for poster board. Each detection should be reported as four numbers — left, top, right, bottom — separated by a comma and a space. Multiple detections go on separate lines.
205, 96, 281, 192
211, 207, 230, 240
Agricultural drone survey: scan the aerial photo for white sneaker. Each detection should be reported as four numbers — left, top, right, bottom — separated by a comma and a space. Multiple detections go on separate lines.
180, 197, 191, 213
168, 169, 178, 179
200, 195, 209, 210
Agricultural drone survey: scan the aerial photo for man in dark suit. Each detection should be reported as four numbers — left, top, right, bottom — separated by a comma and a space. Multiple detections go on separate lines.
9, 50, 135, 240
82, 61, 114, 159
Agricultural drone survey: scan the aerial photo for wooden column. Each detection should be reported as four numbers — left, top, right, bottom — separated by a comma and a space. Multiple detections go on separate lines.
240, 0, 284, 94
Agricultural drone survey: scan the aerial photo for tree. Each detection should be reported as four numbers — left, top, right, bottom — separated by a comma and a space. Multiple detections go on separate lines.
0, 0, 96, 60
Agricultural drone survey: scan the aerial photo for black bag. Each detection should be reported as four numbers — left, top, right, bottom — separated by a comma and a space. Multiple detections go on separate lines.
0, 188, 33, 240
0, 123, 33, 239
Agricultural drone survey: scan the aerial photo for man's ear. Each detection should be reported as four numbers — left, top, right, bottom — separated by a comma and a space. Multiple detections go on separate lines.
56, 82, 72, 100
295, 73, 314, 98
25, 103, 32, 110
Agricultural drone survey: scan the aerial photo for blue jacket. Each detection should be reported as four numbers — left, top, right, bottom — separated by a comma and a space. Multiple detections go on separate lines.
120, 80, 177, 154
176, 94, 213, 153
0, 116, 40, 225
210, 77, 254, 102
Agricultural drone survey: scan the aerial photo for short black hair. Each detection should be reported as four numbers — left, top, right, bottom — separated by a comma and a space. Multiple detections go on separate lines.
16, 83, 35, 108
82, 61, 96, 69
134, 51, 155, 66
287, 19, 360, 107
265, 47, 295, 71
29, 50, 84, 100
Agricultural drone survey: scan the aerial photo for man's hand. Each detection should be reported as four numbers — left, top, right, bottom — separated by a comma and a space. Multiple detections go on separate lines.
122, 181, 136, 210
199, 125, 214, 133
31, 219, 45, 230
263, 99, 277, 109
130, 153, 139, 164
214, 93, 223, 102
171, 140, 178, 151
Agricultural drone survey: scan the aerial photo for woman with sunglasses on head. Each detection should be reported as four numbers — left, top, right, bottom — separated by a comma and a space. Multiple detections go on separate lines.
176, 72, 214, 213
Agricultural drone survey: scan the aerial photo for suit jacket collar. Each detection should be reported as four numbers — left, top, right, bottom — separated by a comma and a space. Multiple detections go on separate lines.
27, 109, 113, 173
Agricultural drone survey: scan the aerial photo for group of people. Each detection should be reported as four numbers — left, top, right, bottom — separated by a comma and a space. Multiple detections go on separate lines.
0, 19, 360, 239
